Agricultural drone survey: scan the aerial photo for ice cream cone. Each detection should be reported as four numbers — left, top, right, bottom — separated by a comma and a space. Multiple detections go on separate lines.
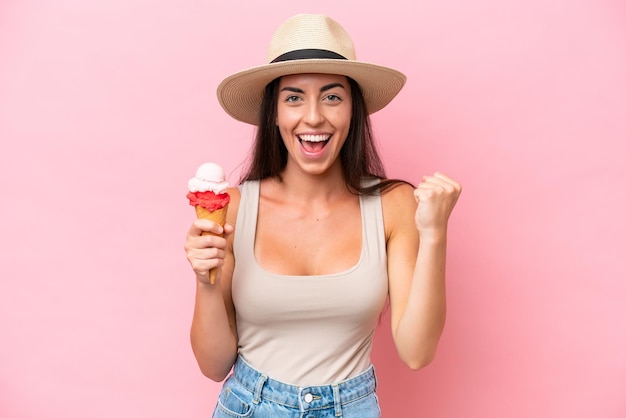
187, 162, 231, 285
195, 204, 229, 284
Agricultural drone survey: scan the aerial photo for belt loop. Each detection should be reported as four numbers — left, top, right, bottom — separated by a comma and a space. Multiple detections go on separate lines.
252, 373, 268, 405
332, 383, 342, 417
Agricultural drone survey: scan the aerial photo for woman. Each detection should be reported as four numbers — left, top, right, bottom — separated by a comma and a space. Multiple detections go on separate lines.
184, 14, 461, 417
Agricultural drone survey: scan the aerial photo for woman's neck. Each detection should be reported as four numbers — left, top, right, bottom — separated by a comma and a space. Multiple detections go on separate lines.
271, 162, 350, 203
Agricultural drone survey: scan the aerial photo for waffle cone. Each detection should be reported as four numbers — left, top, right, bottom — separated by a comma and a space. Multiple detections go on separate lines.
195, 204, 229, 284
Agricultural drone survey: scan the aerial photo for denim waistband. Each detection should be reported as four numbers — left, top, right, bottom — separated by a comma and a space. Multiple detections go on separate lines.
231, 356, 377, 413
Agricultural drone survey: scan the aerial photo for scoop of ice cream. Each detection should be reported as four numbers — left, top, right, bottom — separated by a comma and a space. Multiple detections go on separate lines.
188, 162, 229, 194
187, 190, 230, 211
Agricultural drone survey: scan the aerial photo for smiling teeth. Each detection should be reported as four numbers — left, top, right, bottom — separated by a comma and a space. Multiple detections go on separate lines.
299, 134, 330, 142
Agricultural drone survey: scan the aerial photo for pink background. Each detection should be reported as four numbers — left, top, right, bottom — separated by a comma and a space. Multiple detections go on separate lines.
1, 1, 625, 417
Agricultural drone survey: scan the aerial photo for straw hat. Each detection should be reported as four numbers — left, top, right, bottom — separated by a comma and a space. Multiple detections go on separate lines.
216, 14, 407, 125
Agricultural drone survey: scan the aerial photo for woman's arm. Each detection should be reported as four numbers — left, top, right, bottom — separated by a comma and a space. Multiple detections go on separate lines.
383, 173, 461, 370
185, 187, 240, 381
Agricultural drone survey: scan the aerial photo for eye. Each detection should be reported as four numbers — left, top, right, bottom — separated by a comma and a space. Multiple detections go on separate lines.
284, 95, 301, 103
325, 94, 341, 102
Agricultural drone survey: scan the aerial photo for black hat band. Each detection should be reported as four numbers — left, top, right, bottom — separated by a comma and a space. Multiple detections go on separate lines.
271, 49, 347, 63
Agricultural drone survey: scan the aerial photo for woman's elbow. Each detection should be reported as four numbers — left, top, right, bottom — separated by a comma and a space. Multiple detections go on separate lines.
405, 356, 433, 371
400, 348, 438, 371
191, 345, 235, 382
198, 362, 232, 382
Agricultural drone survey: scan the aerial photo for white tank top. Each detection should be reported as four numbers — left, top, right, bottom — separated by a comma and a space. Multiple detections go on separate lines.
232, 180, 388, 385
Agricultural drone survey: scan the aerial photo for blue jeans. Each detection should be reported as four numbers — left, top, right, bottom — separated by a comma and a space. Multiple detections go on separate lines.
212, 356, 381, 417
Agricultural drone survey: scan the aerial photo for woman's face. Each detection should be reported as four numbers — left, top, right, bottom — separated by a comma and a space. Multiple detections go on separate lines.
276, 73, 352, 176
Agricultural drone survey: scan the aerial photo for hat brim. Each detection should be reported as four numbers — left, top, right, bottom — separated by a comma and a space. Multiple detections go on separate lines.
216, 59, 406, 125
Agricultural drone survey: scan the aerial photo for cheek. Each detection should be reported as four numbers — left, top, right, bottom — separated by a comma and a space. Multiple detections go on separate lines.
276, 105, 298, 126
334, 109, 352, 131
331, 101, 352, 125
277, 125, 293, 149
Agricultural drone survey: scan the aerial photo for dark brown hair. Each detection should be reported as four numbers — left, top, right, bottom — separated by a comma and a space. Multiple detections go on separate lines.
239, 76, 412, 194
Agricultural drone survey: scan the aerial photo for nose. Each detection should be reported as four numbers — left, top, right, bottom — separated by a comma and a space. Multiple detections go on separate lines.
303, 101, 324, 126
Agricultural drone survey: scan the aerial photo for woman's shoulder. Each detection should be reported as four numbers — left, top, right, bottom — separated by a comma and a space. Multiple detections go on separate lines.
225, 185, 241, 226
380, 181, 415, 201
380, 181, 417, 239
381, 182, 417, 213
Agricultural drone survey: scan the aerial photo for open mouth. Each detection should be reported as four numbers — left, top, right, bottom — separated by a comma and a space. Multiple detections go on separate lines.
298, 134, 331, 154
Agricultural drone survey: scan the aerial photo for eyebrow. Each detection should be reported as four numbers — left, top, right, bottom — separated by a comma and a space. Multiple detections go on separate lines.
280, 82, 346, 94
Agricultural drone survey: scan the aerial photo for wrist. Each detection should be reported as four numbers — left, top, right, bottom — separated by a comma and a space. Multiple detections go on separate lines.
196, 275, 219, 289
418, 229, 447, 246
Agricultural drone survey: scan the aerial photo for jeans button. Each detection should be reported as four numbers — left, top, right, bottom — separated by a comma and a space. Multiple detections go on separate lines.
303, 393, 313, 403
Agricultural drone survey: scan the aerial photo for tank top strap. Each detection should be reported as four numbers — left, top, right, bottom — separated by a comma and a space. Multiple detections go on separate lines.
233, 180, 260, 264
358, 182, 387, 265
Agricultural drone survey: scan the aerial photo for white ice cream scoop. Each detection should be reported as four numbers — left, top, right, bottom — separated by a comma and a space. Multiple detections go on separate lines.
188, 162, 229, 194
